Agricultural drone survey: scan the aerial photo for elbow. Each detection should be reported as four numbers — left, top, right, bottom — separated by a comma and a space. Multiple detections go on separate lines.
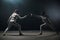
20, 17, 23, 19
20, 18, 22, 19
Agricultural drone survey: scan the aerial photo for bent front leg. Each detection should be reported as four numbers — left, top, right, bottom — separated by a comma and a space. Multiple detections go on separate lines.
40, 23, 46, 35
17, 23, 23, 35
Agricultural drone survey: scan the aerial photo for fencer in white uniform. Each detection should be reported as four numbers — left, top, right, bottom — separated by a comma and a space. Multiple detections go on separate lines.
3, 9, 29, 36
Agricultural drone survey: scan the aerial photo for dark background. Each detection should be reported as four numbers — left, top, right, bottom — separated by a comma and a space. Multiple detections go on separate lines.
0, 0, 60, 31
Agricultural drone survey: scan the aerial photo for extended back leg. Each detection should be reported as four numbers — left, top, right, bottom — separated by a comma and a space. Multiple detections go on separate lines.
2, 27, 9, 36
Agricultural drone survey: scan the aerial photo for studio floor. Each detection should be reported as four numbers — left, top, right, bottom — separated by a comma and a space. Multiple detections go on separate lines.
0, 31, 60, 40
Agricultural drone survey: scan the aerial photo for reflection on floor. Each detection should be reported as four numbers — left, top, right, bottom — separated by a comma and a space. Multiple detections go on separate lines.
0, 31, 60, 40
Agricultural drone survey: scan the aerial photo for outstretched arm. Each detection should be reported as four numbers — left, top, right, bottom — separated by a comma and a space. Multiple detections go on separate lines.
32, 14, 46, 19
17, 14, 28, 19
32, 14, 41, 18
20, 15, 27, 19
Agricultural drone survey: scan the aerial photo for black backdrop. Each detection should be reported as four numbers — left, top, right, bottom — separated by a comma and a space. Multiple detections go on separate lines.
0, 0, 60, 31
